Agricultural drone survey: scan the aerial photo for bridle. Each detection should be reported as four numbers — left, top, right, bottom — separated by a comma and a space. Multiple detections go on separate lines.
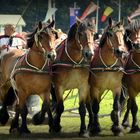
106, 27, 125, 54
124, 29, 140, 51
34, 27, 56, 58
75, 23, 95, 51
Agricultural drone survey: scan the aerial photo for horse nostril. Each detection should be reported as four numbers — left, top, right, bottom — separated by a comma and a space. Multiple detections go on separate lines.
84, 51, 93, 59
47, 53, 52, 59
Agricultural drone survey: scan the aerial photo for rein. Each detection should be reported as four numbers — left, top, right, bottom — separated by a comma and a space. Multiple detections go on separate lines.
65, 40, 84, 65
123, 52, 140, 74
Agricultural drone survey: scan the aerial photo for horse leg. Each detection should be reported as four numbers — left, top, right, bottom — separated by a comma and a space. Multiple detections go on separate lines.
130, 97, 140, 133
19, 104, 31, 134
53, 99, 64, 132
86, 102, 93, 132
122, 98, 130, 129
9, 104, 20, 133
78, 100, 87, 137
32, 101, 48, 125
90, 98, 101, 135
111, 94, 123, 136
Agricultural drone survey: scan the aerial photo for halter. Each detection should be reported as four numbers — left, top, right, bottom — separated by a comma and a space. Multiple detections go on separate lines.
34, 27, 56, 58
98, 27, 125, 69
75, 23, 94, 52
125, 30, 140, 50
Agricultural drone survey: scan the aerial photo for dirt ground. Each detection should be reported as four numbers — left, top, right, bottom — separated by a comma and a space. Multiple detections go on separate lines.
0, 124, 140, 140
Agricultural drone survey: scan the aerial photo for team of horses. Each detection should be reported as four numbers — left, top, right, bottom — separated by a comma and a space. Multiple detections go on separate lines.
0, 17, 140, 138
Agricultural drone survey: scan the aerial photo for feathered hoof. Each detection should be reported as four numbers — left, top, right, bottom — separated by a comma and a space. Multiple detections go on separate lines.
19, 126, 31, 134
32, 112, 45, 125
79, 130, 90, 138
130, 126, 140, 133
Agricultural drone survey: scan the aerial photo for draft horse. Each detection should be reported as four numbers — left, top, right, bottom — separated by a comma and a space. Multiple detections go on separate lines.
33, 17, 96, 137
121, 18, 140, 133
89, 18, 127, 136
1, 21, 57, 134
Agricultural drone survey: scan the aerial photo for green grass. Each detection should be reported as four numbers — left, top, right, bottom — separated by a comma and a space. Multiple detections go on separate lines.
0, 89, 140, 139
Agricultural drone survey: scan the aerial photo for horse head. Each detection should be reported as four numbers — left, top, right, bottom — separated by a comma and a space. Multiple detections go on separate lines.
102, 17, 127, 58
27, 20, 57, 61
74, 17, 96, 61
124, 18, 140, 52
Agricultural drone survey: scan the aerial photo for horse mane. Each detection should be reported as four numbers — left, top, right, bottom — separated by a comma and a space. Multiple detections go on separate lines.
124, 18, 140, 50
99, 20, 124, 48
26, 28, 37, 48
126, 18, 140, 32
99, 26, 109, 48
67, 23, 77, 41
67, 17, 96, 42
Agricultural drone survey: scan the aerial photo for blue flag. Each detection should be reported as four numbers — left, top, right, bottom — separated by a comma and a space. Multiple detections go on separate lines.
70, 8, 80, 27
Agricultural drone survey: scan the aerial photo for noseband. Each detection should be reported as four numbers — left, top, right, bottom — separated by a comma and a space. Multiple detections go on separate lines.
75, 24, 94, 51
34, 27, 56, 58
125, 30, 140, 50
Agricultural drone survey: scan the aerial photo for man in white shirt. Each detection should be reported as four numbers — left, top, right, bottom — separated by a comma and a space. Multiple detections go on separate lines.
0, 24, 26, 58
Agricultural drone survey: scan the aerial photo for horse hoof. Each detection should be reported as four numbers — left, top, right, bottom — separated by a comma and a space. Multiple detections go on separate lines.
130, 126, 140, 133
9, 128, 19, 134
114, 131, 124, 136
79, 131, 90, 138
89, 125, 101, 136
52, 124, 62, 133
19, 127, 31, 134
32, 112, 45, 125
111, 125, 124, 136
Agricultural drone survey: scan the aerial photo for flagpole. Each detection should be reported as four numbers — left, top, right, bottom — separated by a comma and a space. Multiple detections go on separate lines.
118, 0, 121, 21
96, 0, 99, 33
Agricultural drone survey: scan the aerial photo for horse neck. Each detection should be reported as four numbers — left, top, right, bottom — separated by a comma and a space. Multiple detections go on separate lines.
27, 44, 47, 69
100, 42, 118, 65
64, 39, 83, 62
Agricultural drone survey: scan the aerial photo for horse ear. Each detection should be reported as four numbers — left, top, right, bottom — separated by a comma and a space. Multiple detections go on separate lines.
127, 16, 132, 23
108, 17, 113, 27
38, 21, 42, 30
76, 16, 82, 25
48, 20, 55, 28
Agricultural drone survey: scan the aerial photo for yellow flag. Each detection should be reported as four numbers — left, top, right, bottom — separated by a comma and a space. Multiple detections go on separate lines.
101, 7, 113, 22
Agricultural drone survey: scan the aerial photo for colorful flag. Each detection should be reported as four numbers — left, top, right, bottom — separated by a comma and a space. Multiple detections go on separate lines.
70, 8, 80, 27
129, 5, 140, 19
80, 1, 98, 20
101, 6, 113, 22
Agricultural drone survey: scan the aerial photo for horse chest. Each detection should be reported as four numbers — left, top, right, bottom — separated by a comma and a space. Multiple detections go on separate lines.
57, 68, 89, 89
94, 72, 122, 89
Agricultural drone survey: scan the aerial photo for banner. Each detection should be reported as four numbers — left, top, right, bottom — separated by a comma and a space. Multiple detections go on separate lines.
70, 8, 80, 27
80, 1, 98, 20
129, 5, 140, 19
101, 6, 113, 22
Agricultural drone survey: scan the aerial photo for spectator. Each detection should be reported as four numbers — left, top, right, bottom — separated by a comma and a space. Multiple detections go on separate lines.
0, 24, 26, 58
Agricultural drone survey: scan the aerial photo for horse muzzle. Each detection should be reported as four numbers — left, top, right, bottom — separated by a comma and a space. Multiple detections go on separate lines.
47, 51, 57, 61
114, 48, 125, 58
83, 50, 94, 61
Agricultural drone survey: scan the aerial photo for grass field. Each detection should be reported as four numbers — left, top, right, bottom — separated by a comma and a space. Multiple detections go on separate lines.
0, 89, 140, 139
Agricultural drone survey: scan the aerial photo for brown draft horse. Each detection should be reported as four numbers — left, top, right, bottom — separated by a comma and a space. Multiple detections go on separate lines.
53, 17, 96, 137
1, 21, 57, 134
33, 17, 96, 137
89, 18, 127, 136
121, 18, 140, 133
